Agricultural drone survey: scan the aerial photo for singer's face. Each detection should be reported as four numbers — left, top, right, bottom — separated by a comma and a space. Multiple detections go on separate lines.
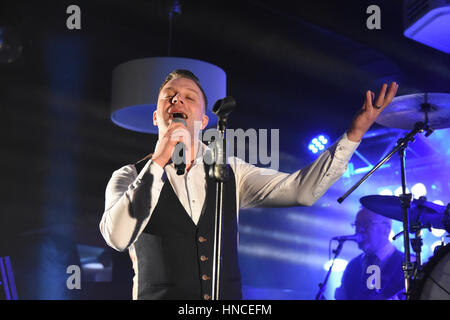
153, 77, 209, 142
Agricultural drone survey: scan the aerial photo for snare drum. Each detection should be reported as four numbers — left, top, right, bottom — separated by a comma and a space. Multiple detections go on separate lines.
410, 243, 450, 300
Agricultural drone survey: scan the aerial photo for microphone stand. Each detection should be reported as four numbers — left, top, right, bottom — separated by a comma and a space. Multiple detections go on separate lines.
208, 97, 236, 300
337, 121, 434, 299
315, 240, 345, 300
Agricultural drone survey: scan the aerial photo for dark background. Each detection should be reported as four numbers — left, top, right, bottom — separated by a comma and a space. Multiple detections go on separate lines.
1, 0, 449, 299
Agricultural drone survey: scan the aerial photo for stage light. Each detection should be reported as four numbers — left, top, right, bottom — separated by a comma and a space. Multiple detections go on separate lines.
394, 186, 410, 196
431, 228, 446, 238
318, 135, 328, 144
379, 188, 393, 196
430, 240, 444, 253
82, 262, 104, 270
109, 3, 226, 133
323, 259, 348, 272
433, 200, 444, 206
309, 134, 329, 154
411, 183, 427, 199
308, 144, 318, 153
389, 229, 396, 242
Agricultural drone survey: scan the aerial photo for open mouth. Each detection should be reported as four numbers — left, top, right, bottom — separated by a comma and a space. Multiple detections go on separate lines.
170, 112, 188, 120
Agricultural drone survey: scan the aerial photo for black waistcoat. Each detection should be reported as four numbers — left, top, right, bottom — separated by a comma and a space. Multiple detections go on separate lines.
131, 162, 241, 300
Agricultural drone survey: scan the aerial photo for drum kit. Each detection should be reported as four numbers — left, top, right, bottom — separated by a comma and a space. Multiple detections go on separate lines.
340, 92, 450, 300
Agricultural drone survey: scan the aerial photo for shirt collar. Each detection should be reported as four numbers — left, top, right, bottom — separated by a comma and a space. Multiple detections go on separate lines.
154, 140, 209, 169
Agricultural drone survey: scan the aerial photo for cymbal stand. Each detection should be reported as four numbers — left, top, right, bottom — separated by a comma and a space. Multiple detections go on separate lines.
409, 197, 430, 269
337, 121, 434, 299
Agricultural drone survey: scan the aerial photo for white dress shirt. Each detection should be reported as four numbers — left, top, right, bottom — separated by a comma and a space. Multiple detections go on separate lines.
100, 133, 359, 252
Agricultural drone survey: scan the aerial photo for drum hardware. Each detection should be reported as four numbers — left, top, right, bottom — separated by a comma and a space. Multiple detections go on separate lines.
432, 239, 446, 255
360, 195, 448, 231
375, 93, 450, 130
338, 121, 432, 298
338, 92, 450, 299
360, 195, 449, 296
361, 195, 448, 267
410, 243, 450, 300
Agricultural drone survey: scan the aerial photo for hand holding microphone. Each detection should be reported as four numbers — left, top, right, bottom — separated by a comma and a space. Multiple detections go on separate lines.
152, 113, 191, 174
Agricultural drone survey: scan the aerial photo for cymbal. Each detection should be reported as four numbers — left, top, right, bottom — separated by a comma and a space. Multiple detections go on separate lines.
360, 195, 448, 231
376, 93, 450, 130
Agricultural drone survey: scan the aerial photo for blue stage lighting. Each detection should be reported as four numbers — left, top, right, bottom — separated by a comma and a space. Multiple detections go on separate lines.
309, 134, 329, 154
318, 135, 328, 144
308, 144, 318, 153
378, 188, 393, 196
411, 183, 427, 199
431, 228, 446, 238
323, 258, 348, 272
431, 240, 444, 253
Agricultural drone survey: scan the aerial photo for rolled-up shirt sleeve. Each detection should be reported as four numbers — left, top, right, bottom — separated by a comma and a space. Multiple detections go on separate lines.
99, 159, 164, 251
232, 133, 359, 208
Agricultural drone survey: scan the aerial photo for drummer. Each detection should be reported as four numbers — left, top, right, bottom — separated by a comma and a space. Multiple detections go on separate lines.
335, 207, 407, 300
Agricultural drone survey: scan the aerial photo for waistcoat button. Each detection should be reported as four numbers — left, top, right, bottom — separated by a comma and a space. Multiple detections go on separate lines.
200, 255, 208, 262
203, 294, 211, 300
198, 236, 207, 243
202, 274, 211, 281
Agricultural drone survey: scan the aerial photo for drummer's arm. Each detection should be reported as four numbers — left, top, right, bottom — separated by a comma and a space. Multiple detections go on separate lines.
347, 82, 399, 143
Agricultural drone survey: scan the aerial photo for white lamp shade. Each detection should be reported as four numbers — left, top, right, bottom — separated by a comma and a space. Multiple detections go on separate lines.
111, 57, 227, 134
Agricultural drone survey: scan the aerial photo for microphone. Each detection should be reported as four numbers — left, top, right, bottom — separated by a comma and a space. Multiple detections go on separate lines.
171, 116, 187, 175
332, 234, 362, 242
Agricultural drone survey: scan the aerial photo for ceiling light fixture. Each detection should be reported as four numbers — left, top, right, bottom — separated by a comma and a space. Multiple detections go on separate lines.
110, 1, 226, 134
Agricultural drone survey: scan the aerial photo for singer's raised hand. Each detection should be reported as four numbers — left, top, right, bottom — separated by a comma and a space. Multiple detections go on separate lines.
347, 82, 399, 142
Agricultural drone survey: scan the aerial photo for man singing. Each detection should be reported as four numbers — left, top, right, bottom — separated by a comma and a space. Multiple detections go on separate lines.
100, 69, 398, 300
335, 208, 406, 300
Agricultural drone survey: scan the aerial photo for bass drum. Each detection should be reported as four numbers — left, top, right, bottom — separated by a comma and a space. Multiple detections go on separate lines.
410, 243, 450, 300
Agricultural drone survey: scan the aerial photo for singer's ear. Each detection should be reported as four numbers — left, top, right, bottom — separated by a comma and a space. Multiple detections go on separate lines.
201, 114, 209, 129
153, 110, 158, 126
